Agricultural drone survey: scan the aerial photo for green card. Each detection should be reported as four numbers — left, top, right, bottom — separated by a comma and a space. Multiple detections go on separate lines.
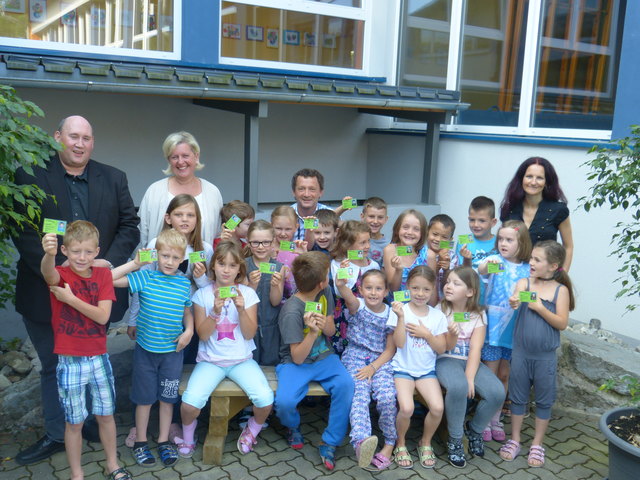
439, 240, 453, 249
396, 246, 413, 256
305, 301, 322, 313
519, 291, 537, 303
342, 198, 357, 209
487, 263, 505, 274
189, 251, 206, 263
393, 290, 411, 302
259, 262, 277, 274
139, 249, 158, 262
219, 286, 238, 298
42, 218, 67, 235
337, 267, 355, 279
347, 249, 364, 260
224, 214, 241, 230
453, 312, 471, 322
279, 240, 295, 251
458, 234, 474, 244
304, 218, 319, 230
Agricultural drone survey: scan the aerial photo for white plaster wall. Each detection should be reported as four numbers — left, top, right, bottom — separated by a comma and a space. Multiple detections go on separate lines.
436, 138, 639, 338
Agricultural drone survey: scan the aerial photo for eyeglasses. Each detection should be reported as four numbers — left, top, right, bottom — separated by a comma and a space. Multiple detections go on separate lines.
249, 240, 273, 248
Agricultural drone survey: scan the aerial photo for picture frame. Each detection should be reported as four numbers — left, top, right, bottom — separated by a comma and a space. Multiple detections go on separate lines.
284, 30, 299, 46
29, 0, 46, 22
222, 23, 241, 39
323, 34, 336, 49
266, 28, 279, 48
303, 32, 316, 47
246, 25, 263, 42
60, 3, 76, 27
3, 0, 26, 13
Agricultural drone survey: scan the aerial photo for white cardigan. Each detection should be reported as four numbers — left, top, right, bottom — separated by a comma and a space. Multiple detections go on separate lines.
138, 177, 223, 248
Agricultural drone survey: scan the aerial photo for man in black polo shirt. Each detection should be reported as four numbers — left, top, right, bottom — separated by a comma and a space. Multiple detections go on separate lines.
12, 115, 140, 464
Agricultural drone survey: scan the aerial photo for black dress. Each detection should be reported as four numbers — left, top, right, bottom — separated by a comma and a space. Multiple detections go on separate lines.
501, 200, 569, 246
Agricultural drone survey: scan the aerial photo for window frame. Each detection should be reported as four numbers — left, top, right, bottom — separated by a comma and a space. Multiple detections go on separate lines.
218, 0, 373, 76
0, 0, 182, 60
395, 0, 619, 140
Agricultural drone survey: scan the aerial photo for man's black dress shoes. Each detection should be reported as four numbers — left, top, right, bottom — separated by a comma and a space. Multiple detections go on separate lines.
15, 435, 65, 465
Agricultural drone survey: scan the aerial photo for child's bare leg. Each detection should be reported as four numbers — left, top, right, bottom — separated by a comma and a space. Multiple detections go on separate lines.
497, 359, 511, 392
65, 422, 84, 480
135, 404, 152, 442
394, 378, 415, 467
380, 443, 394, 460
415, 378, 444, 447
180, 402, 201, 427
95, 414, 120, 474
532, 417, 550, 447
510, 414, 524, 443
252, 404, 272, 425
158, 401, 173, 443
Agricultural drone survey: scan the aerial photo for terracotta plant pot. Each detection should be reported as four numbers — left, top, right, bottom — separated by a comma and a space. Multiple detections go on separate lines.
599, 407, 640, 480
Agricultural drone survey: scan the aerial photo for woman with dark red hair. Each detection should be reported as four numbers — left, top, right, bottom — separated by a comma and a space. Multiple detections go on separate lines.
499, 157, 573, 270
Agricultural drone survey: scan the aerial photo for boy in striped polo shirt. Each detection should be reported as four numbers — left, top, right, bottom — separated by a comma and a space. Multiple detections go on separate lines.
112, 228, 194, 468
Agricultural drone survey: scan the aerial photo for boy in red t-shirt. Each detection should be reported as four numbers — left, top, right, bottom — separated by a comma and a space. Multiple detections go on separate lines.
41, 220, 131, 480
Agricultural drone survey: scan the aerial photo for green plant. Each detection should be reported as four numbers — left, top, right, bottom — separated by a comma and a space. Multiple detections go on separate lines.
0, 85, 60, 309
600, 375, 640, 407
579, 124, 640, 313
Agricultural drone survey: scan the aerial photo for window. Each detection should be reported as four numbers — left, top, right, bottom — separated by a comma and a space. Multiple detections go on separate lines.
0, 0, 180, 59
398, 0, 624, 137
219, 0, 369, 75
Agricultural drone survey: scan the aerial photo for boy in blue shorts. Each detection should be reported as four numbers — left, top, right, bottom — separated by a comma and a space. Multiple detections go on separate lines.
456, 196, 498, 304
41, 220, 131, 480
275, 251, 354, 471
112, 228, 194, 468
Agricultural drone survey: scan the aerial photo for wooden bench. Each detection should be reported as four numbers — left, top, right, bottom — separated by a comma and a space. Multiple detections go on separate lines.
179, 364, 328, 465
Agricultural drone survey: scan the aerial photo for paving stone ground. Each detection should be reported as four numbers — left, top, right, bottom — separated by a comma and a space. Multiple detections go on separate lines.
0, 404, 609, 479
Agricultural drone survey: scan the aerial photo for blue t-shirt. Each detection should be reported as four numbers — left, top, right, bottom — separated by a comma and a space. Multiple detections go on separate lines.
128, 270, 192, 353
484, 255, 529, 349
456, 235, 498, 305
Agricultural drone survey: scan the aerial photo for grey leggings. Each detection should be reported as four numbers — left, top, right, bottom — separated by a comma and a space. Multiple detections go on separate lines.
435, 356, 505, 439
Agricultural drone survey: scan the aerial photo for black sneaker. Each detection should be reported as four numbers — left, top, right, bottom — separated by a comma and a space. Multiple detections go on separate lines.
446, 438, 466, 468
465, 421, 485, 457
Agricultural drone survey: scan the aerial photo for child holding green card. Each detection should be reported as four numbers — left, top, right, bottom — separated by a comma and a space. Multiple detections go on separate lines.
477, 220, 531, 442
383, 209, 429, 295
328, 220, 381, 355
436, 266, 504, 468
500, 241, 574, 468
271, 206, 307, 301
244, 220, 286, 366
215, 200, 255, 249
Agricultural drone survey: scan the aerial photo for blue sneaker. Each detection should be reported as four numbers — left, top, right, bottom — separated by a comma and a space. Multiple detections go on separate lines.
287, 427, 304, 450
318, 443, 336, 470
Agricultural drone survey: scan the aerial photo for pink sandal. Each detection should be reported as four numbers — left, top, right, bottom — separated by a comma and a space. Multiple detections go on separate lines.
499, 439, 521, 461
528, 445, 545, 467
177, 441, 196, 458
237, 425, 257, 454
491, 421, 506, 442
364, 452, 392, 471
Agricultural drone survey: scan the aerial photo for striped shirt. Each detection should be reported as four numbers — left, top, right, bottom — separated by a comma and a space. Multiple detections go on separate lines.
128, 270, 192, 353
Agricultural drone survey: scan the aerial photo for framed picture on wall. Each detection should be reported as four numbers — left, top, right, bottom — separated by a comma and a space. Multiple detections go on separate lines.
3, 0, 26, 13
29, 0, 46, 22
60, 3, 77, 27
284, 30, 299, 46
246, 25, 263, 41
323, 34, 336, 49
266, 28, 279, 48
304, 32, 316, 47
222, 23, 241, 39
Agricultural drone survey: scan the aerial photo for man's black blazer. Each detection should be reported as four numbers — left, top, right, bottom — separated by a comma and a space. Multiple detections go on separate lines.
12, 154, 140, 324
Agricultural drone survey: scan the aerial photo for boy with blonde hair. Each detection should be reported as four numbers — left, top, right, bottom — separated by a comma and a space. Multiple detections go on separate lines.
361, 197, 389, 263
216, 200, 255, 248
275, 252, 354, 471
41, 220, 131, 480
112, 228, 194, 468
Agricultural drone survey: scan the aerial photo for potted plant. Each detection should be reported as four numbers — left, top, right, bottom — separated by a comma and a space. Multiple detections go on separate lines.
580, 125, 640, 480
0, 84, 59, 309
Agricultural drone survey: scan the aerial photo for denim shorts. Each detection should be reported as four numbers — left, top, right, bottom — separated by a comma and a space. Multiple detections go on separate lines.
481, 344, 512, 362
56, 354, 115, 424
393, 370, 437, 381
